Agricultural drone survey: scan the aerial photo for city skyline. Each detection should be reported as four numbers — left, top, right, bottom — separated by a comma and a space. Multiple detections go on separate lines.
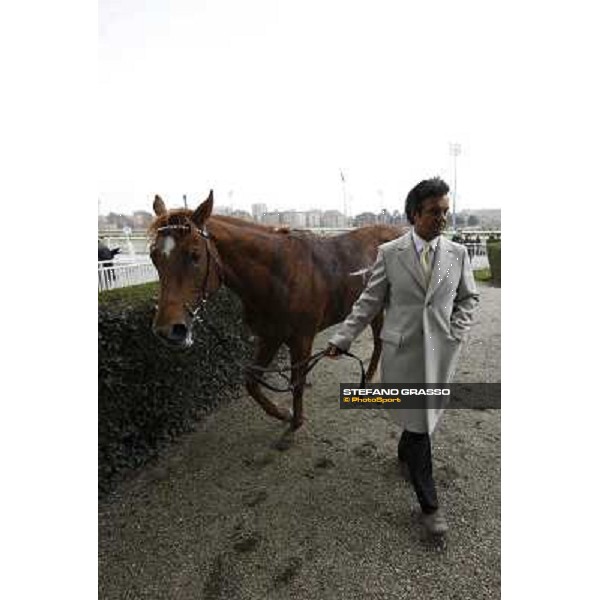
98, 187, 498, 219
99, 202, 500, 232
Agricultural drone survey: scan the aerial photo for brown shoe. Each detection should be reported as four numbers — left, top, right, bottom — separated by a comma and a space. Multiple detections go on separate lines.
422, 509, 449, 535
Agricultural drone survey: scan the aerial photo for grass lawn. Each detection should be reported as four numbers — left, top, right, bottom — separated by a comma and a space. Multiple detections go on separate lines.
474, 268, 492, 282
98, 282, 158, 307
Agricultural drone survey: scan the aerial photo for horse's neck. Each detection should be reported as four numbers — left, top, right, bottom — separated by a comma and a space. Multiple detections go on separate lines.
208, 219, 275, 305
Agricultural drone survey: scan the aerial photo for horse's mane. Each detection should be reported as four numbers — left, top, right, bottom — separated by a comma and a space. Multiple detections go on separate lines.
212, 215, 291, 234
148, 209, 292, 240
148, 211, 403, 248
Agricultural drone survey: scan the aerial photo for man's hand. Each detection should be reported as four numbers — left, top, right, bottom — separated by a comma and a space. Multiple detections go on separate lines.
324, 343, 343, 358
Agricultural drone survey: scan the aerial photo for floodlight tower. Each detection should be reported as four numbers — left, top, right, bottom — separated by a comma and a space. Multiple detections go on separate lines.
340, 170, 347, 219
449, 142, 462, 231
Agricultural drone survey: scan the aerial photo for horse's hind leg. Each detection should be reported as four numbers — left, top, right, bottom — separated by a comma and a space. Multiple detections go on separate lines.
246, 337, 292, 422
288, 335, 314, 430
366, 311, 384, 382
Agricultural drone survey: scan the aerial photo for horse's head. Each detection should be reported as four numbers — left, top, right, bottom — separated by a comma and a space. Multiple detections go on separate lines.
149, 190, 222, 348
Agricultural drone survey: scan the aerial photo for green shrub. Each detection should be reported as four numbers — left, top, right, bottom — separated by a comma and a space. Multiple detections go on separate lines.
487, 241, 501, 285
474, 268, 492, 282
98, 283, 253, 496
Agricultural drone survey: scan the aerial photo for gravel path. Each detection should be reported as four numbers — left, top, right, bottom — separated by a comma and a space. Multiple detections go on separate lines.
99, 282, 500, 600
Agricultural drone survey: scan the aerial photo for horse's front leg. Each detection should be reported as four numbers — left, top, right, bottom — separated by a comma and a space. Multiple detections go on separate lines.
288, 336, 314, 430
245, 336, 292, 422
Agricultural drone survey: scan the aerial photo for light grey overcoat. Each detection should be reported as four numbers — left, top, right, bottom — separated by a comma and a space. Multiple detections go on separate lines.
329, 230, 479, 434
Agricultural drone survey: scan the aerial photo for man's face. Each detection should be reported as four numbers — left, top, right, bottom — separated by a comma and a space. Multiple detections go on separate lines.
413, 195, 450, 241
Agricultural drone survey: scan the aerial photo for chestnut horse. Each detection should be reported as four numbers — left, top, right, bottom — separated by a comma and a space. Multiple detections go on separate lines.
149, 191, 405, 429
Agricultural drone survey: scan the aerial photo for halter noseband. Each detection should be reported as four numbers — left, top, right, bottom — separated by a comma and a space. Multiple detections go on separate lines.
154, 222, 223, 322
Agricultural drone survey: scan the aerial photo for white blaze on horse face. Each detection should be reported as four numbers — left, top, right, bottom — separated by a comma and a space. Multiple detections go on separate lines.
162, 236, 176, 258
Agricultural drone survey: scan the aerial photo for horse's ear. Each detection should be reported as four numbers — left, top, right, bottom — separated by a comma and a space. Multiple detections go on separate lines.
153, 195, 167, 216
191, 190, 214, 227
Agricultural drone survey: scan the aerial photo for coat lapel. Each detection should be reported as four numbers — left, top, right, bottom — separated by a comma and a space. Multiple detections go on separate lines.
396, 232, 427, 294
426, 236, 457, 300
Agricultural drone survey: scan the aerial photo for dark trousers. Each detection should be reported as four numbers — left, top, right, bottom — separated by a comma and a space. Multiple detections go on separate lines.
397, 430, 439, 514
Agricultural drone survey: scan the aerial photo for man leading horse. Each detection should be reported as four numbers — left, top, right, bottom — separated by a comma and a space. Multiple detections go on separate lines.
325, 177, 479, 536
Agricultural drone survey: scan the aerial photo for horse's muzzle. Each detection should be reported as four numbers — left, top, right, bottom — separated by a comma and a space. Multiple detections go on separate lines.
153, 323, 193, 349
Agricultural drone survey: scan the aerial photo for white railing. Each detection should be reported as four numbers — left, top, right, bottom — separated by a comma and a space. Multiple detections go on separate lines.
462, 243, 489, 270
98, 259, 158, 292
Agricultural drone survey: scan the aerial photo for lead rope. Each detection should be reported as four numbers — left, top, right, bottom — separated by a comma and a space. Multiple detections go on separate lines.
191, 300, 366, 393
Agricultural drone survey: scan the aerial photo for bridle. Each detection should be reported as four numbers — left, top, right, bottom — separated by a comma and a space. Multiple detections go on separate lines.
154, 222, 223, 323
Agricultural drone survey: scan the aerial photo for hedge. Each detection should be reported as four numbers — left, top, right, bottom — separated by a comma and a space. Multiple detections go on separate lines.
487, 241, 501, 285
98, 283, 254, 496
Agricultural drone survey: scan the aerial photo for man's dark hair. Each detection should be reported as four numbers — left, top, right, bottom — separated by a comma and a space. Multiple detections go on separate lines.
404, 177, 450, 224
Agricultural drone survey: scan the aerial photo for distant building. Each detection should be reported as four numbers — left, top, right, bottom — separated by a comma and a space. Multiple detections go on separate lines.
262, 211, 282, 226
292, 212, 307, 228
280, 211, 307, 228
104, 212, 134, 230
231, 209, 253, 221
353, 212, 378, 227
460, 209, 501, 230
251, 203, 268, 222
390, 210, 407, 226
322, 210, 348, 228
132, 211, 153, 229
377, 209, 391, 224
213, 205, 232, 215
280, 211, 294, 227
306, 210, 322, 228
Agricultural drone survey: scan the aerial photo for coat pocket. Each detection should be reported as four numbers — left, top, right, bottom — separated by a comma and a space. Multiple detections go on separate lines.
380, 328, 403, 347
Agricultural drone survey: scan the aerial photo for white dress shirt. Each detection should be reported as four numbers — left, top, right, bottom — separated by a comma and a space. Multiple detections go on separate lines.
411, 228, 440, 258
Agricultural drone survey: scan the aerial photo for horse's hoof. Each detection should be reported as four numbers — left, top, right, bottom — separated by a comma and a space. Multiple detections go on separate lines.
272, 432, 294, 452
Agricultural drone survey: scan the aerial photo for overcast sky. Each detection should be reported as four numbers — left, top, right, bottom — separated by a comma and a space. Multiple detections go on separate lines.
99, 0, 529, 216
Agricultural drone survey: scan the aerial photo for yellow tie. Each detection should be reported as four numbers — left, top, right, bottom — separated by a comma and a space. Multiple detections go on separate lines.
420, 244, 432, 284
